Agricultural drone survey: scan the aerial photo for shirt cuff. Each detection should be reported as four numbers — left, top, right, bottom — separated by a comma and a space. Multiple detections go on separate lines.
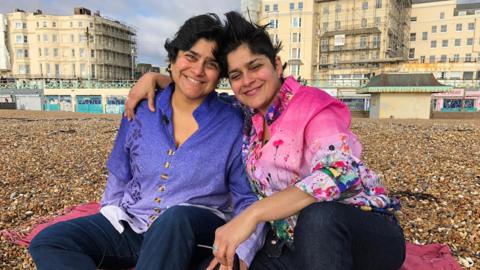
236, 222, 266, 267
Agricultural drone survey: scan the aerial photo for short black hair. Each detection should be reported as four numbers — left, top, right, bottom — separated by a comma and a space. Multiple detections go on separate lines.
222, 11, 282, 69
164, 13, 226, 77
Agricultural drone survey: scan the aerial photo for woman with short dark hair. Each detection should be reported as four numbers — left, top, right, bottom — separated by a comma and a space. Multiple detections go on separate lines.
28, 13, 263, 270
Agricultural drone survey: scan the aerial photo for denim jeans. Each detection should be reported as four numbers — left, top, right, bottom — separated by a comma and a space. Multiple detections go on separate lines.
29, 205, 225, 270
250, 202, 406, 270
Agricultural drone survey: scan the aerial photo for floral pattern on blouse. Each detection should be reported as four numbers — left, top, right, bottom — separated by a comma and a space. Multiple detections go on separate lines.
242, 77, 399, 242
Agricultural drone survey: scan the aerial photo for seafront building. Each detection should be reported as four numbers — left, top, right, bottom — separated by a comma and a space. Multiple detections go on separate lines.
0, 7, 136, 80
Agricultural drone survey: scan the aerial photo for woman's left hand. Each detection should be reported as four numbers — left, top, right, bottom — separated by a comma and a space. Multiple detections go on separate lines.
208, 213, 258, 269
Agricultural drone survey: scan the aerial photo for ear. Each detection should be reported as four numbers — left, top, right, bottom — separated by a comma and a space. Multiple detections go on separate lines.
274, 56, 283, 78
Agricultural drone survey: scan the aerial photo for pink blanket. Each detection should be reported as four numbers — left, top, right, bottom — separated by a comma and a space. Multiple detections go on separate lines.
1, 203, 463, 270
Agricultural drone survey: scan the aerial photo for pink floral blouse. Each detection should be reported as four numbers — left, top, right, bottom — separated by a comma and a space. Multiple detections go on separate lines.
242, 76, 398, 241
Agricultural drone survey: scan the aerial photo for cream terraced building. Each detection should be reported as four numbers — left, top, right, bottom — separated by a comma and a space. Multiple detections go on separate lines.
403, 0, 480, 81
243, 0, 412, 84
0, 7, 136, 80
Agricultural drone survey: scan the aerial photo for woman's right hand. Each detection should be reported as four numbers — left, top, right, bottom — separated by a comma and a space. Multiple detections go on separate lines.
124, 72, 171, 120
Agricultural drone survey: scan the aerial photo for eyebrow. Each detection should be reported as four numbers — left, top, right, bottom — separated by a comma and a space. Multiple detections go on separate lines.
187, 49, 218, 63
228, 57, 262, 75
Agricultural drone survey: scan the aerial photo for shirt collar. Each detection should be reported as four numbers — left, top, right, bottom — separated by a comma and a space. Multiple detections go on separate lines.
157, 83, 219, 128
250, 76, 298, 133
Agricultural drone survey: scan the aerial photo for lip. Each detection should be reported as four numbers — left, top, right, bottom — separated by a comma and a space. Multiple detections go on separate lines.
183, 74, 205, 85
243, 85, 262, 96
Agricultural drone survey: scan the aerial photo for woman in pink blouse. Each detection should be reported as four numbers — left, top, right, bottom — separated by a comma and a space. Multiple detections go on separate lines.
126, 11, 405, 270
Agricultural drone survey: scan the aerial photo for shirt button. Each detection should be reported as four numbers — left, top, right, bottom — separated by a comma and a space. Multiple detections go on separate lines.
164, 161, 171, 168
160, 173, 169, 180
158, 185, 166, 192
154, 197, 161, 203
167, 149, 175, 156
154, 207, 161, 213
271, 240, 277, 245
149, 215, 157, 221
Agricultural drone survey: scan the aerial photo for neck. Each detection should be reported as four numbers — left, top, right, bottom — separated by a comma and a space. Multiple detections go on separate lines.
171, 87, 205, 113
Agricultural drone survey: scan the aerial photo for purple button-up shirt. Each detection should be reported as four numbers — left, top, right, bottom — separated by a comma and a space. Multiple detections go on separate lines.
100, 84, 265, 265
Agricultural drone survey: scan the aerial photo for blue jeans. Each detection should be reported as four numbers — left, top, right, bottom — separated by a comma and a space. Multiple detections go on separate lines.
250, 202, 405, 270
29, 205, 225, 270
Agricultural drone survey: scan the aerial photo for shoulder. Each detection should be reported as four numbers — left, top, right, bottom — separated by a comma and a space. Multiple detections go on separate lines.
213, 95, 244, 125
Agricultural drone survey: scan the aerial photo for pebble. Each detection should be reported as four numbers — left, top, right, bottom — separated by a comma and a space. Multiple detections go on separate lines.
0, 110, 479, 269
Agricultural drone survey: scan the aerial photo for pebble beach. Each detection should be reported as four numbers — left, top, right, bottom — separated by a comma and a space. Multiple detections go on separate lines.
0, 110, 479, 269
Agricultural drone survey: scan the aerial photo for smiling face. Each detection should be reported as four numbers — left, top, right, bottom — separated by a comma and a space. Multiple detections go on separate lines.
170, 38, 220, 104
227, 44, 283, 114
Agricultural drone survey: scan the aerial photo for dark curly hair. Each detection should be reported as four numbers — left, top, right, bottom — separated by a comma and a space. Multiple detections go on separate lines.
164, 13, 226, 77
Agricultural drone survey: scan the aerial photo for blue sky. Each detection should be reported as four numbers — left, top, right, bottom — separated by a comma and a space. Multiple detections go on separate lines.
0, 0, 241, 67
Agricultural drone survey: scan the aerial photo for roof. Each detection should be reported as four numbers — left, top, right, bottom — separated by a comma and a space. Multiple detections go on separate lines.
358, 73, 453, 93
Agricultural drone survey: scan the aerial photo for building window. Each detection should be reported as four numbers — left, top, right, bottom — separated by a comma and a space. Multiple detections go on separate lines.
91, 50, 95, 58
36, 22, 39, 28
453, 54, 459, 62
323, 6, 329, 14
291, 47, 301, 59
375, 17, 381, 26
335, 21, 341, 30
333, 54, 340, 66
43, 34, 48, 42
290, 2, 294, 10
323, 22, 328, 31
360, 36, 367, 48
70, 34, 74, 42
429, 55, 435, 63
467, 38, 474, 45
372, 51, 379, 59
362, 1, 368, 9
16, 49, 28, 58
420, 56, 425, 63
273, 4, 278, 11
468, 22, 475, 30
442, 40, 448, 47
270, 34, 278, 44
321, 39, 329, 51
465, 53, 472, 62
409, 48, 415, 58
292, 17, 302, 27
456, 23, 462, 31
441, 25, 447, 32
431, 40, 436, 48
44, 48, 49, 56
320, 54, 328, 64
422, 32, 428, 40
292, 32, 301, 42
52, 34, 57, 42
440, 55, 447, 62
410, 33, 417, 41
298, 2, 303, 10
373, 35, 380, 48
52, 21, 56, 27
376, 0, 382, 8
80, 48, 85, 57
265, 4, 270, 12
268, 19, 278, 28
432, 25, 437, 33
455, 38, 461, 46
38, 48, 41, 57
15, 35, 24, 44
440, 12, 445, 19
18, 64, 30, 74
72, 49, 75, 57
55, 64, 60, 77
361, 18, 367, 28
411, 17, 417, 21
290, 65, 300, 76
78, 21, 83, 27
46, 63, 51, 74
43, 21, 47, 27
336, 4, 342, 12
53, 48, 58, 57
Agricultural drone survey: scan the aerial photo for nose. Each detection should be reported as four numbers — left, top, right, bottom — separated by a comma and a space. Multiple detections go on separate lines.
191, 61, 205, 76
242, 72, 254, 87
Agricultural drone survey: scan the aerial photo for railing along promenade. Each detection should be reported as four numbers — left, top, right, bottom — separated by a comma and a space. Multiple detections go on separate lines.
1, 78, 480, 90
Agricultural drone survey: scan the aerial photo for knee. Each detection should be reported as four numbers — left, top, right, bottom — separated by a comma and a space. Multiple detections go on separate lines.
297, 202, 349, 231
150, 206, 196, 232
